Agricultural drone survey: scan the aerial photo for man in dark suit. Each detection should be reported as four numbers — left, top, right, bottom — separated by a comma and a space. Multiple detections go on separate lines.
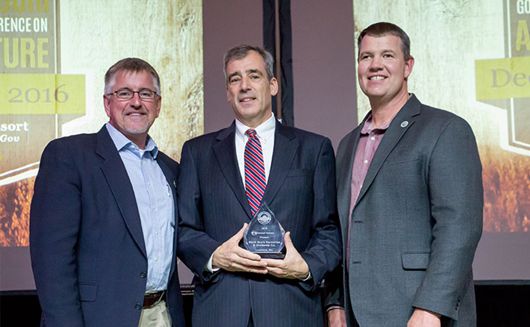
326, 22, 483, 326
177, 44, 341, 326
30, 58, 184, 327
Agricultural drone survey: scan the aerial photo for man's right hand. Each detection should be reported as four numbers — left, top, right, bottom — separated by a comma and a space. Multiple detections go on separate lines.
327, 308, 347, 327
211, 224, 268, 274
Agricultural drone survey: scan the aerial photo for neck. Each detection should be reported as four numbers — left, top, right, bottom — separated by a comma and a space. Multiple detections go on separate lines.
129, 135, 148, 150
239, 111, 273, 129
369, 91, 409, 128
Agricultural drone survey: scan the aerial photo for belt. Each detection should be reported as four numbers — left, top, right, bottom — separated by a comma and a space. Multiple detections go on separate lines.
143, 291, 166, 309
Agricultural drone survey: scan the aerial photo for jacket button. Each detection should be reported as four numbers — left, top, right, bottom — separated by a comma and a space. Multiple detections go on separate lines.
135, 303, 142, 310
140, 272, 147, 278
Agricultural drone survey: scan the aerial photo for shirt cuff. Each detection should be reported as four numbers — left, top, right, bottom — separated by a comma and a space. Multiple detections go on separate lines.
301, 270, 312, 281
205, 254, 220, 273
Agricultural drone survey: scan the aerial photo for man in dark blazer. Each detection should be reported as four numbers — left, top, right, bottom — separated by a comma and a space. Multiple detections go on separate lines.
30, 58, 184, 327
326, 23, 483, 326
177, 44, 341, 326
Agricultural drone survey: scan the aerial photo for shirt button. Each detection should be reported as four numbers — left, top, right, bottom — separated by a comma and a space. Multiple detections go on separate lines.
370, 136, 375, 141
363, 160, 368, 164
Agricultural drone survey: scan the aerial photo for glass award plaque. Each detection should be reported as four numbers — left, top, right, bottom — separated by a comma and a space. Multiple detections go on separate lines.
244, 202, 285, 259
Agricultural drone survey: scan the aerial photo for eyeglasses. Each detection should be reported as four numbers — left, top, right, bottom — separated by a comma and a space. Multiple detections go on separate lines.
106, 88, 159, 101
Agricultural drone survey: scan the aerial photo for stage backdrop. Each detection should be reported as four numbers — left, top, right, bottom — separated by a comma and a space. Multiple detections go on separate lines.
1, 0, 530, 292
352, 0, 530, 280
0, 0, 202, 291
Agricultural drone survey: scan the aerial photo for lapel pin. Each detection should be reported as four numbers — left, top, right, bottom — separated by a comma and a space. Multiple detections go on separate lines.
173, 180, 176, 188
400, 121, 409, 128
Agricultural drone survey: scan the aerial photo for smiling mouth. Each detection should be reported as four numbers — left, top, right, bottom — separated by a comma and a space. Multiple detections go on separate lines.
239, 96, 256, 103
368, 75, 386, 80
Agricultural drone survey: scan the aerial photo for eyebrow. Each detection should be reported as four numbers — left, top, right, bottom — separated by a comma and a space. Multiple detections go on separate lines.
228, 69, 264, 80
359, 48, 397, 57
227, 72, 241, 80
246, 69, 263, 76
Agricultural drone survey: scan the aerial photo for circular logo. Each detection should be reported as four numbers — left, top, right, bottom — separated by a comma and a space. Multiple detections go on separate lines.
256, 211, 272, 225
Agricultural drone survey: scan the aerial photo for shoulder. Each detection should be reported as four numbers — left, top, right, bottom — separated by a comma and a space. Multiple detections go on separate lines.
182, 126, 232, 148
279, 124, 331, 146
43, 132, 97, 155
418, 104, 474, 134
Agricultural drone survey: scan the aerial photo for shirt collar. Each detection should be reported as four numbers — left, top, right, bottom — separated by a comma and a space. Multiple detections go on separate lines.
105, 123, 159, 158
361, 112, 392, 135
235, 113, 276, 139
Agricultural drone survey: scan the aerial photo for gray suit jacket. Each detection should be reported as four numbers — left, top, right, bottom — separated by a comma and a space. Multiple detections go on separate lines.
177, 120, 341, 327
330, 95, 482, 326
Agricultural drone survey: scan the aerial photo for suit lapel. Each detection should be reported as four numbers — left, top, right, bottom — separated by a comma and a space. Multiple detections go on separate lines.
263, 121, 298, 206
157, 155, 177, 207
96, 127, 147, 258
354, 95, 421, 207
336, 129, 360, 229
156, 154, 178, 276
212, 123, 253, 218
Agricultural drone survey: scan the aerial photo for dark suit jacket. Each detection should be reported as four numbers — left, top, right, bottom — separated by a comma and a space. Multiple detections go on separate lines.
177, 120, 341, 327
30, 126, 185, 327
329, 95, 483, 326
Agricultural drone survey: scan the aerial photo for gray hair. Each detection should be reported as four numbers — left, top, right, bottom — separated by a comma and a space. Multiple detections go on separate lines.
104, 57, 161, 95
223, 44, 275, 82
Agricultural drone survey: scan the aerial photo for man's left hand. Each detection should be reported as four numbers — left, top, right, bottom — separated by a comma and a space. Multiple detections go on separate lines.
262, 232, 310, 280
407, 308, 441, 327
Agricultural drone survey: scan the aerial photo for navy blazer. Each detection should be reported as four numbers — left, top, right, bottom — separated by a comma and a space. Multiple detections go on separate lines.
329, 95, 483, 326
177, 121, 341, 327
30, 126, 185, 327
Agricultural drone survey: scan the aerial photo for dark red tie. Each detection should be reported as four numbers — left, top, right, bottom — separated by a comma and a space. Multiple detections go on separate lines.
244, 129, 266, 217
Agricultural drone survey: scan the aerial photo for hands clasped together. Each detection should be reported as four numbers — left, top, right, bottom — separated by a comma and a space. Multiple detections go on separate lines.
211, 223, 310, 280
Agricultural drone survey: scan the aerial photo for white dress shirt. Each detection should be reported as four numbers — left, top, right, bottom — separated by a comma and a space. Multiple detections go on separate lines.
206, 114, 276, 272
106, 123, 174, 292
234, 113, 276, 184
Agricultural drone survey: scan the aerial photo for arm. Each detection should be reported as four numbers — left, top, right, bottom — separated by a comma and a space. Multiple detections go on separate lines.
325, 266, 347, 327
30, 140, 84, 326
302, 138, 342, 289
265, 138, 341, 289
412, 117, 483, 320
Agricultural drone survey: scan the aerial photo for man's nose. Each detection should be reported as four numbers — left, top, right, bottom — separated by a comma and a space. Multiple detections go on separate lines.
240, 77, 251, 90
370, 56, 384, 69
130, 93, 142, 107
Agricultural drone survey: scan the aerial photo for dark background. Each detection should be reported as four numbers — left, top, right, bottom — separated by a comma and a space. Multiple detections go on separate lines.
2, 284, 530, 326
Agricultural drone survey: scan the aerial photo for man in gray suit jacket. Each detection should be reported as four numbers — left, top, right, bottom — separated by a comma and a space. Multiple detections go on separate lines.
326, 22, 483, 327
178, 45, 341, 326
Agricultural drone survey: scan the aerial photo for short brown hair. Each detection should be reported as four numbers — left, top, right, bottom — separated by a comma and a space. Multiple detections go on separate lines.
358, 22, 411, 60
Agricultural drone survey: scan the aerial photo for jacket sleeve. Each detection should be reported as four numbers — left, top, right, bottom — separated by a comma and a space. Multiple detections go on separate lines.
30, 140, 85, 327
176, 141, 222, 284
323, 265, 344, 309
299, 138, 342, 291
412, 117, 483, 320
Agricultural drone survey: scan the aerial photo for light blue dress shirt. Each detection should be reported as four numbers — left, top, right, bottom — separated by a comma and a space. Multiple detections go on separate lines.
106, 123, 174, 292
